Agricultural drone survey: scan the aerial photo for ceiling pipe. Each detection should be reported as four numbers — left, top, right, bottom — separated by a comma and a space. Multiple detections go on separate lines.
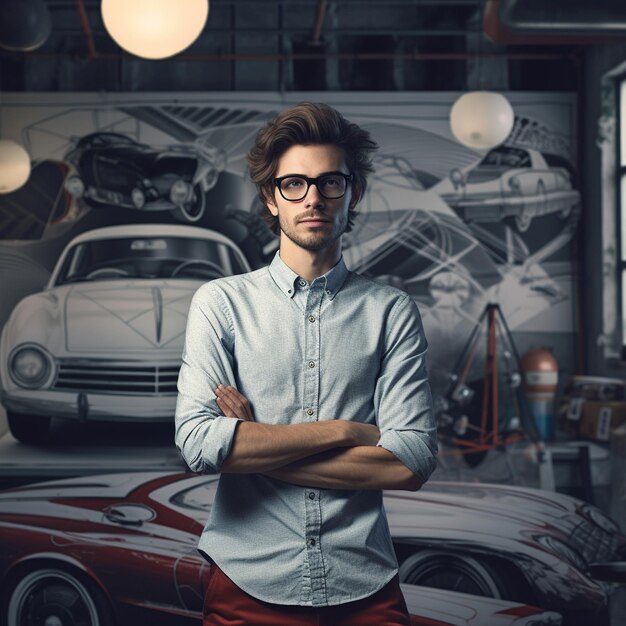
483, 0, 626, 45
310, 0, 327, 44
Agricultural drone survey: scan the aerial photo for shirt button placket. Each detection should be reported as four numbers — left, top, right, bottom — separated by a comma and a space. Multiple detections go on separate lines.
302, 280, 326, 604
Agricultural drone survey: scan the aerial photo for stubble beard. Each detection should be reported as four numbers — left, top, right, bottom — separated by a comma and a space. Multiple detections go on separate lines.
278, 212, 349, 252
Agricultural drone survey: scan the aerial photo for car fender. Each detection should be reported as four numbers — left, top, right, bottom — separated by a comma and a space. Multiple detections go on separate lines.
2, 292, 64, 354
1, 550, 115, 611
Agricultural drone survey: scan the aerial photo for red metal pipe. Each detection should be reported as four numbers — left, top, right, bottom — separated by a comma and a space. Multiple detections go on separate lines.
74, 0, 98, 59
1, 50, 576, 62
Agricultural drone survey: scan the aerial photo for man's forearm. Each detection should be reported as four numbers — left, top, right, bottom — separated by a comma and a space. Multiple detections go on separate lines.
263, 445, 423, 491
220, 420, 380, 474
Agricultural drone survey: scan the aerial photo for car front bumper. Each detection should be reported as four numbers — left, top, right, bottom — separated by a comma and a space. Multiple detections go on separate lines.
1, 388, 176, 422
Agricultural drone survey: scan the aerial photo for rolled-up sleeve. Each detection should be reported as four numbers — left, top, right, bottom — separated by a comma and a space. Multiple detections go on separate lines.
375, 294, 438, 482
175, 283, 242, 473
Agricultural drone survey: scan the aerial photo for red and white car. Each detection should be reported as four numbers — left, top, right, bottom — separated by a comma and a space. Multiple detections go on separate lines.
2, 471, 624, 625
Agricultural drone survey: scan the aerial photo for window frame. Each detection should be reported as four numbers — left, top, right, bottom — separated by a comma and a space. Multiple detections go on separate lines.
617, 74, 626, 360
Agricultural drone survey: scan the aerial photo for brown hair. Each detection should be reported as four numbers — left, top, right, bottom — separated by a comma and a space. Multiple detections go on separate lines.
246, 102, 378, 235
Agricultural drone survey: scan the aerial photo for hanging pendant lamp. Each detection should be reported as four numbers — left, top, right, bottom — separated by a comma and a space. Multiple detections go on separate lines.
0, 0, 51, 52
0, 140, 31, 194
450, 91, 515, 150
102, 0, 209, 60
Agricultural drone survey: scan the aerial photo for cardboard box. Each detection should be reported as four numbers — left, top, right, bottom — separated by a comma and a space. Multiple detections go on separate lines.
575, 401, 626, 442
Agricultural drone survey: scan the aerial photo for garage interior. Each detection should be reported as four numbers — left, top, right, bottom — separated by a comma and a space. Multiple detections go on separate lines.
2, 1, 626, 624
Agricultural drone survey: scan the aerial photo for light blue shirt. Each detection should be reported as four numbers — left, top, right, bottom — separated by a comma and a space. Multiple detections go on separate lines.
175, 250, 437, 606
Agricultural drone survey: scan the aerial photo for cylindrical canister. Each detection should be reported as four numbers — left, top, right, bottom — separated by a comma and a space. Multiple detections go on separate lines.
521, 348, 559, 440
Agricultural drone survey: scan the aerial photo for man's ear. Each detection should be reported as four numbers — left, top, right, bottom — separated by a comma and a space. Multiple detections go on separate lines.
264, 191, 279, 217
349, 183, 362, 210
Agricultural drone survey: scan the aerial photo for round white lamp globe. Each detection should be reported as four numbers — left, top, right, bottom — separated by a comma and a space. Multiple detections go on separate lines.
0, 140, 31, 194
101, 0, 209, 60
450, 91, 515, 150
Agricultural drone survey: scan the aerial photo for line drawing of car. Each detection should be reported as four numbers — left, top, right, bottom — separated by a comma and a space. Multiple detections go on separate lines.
0, 472, 567, 626
0, 224, 251, 444
63, 132, 226, 223
435, 146, 581, 233
342, 152, 503, 305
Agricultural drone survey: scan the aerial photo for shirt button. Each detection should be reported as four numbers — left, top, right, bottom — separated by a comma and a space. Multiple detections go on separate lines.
308, 361, 315, 368
308, 315, 316, 323
308, 492, 316, 500
306, 408, 314, 416
308, 538, 316, 547
299, 279, 307, 287
326, 290, 331, 296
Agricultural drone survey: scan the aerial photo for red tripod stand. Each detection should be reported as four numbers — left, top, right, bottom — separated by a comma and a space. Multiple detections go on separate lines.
441, 303, 541, 466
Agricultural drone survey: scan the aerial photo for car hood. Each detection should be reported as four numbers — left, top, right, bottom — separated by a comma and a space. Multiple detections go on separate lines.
58, 280, 201, 353
386, 481, 624, 565
1, 473, 622, 569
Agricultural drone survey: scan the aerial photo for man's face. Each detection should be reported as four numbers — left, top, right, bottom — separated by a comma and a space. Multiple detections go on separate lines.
267, 144, 358, 253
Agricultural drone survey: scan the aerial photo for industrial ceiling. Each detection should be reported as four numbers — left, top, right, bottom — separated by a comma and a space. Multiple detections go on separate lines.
0, 0, 623, 91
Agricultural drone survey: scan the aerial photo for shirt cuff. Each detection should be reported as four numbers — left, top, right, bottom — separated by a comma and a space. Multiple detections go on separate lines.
377, 429, 437, 483
202, 415, 243, 473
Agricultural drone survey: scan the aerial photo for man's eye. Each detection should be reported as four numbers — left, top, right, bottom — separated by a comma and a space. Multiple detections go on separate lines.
284, 178, 305, 188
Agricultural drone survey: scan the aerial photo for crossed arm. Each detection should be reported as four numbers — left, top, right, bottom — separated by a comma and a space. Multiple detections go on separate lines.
216, 384, 423, 491
175, 287, 437, 492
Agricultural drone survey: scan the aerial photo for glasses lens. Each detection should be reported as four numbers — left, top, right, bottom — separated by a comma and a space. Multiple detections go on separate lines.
318, 174, 347, 199
279, 176, 308, 200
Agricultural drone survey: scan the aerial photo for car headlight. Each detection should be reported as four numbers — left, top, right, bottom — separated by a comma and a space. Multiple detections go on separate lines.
9, 344, 55, 389
509, 176, 521, 191
131, 188, 145, 208
64, 175, 85, 197
580, 504, 620, 533
170, 180, 192, 205
537, 535, 587, 571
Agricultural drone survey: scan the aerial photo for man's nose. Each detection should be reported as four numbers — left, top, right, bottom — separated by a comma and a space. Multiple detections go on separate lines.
304, 182, 324, 206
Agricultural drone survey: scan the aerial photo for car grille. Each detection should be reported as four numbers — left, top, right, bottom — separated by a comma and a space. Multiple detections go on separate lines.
568, 519, 620, 564
53, 360, 180, 395
95, 158, 136, 190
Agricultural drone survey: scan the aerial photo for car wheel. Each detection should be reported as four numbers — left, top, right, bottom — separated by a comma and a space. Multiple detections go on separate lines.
173, 184, 206, 223
399, 550, 504, 598
7, 411, 51, 444
515, 211, 531, 233
559, 202, 574, 219
6, 568, 114, 626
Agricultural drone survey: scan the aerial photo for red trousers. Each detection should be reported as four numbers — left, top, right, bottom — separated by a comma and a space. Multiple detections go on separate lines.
203, 564, 412, 626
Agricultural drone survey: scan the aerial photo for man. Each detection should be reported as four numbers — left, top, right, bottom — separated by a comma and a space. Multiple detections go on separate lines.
175, 102, 438, 626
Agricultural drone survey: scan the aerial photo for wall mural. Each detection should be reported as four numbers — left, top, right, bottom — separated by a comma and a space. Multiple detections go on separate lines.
0, 92, 579, 446
6, 94, 626, 626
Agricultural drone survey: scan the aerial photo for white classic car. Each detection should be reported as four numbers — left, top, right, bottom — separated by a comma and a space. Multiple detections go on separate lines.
435, 146, 580, 232
0, 224, 251, 444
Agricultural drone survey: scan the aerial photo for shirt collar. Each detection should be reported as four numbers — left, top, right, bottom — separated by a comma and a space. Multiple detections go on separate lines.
268, 251, 349, 301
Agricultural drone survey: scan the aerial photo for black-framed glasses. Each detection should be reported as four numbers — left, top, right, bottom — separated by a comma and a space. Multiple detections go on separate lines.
274, 172, 353, 201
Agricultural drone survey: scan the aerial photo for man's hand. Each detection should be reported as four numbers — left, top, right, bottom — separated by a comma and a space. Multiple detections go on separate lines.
215, 383, 386, 475
215, 383, 380, 446
215, 384, 255, 421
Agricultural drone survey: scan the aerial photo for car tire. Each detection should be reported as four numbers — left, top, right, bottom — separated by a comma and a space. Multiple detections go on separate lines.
5, 567, 114, 626
173, 184, 206, 223
7, 411, 51, 444
515, 211, 531, 233
398, 550, 506, 598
